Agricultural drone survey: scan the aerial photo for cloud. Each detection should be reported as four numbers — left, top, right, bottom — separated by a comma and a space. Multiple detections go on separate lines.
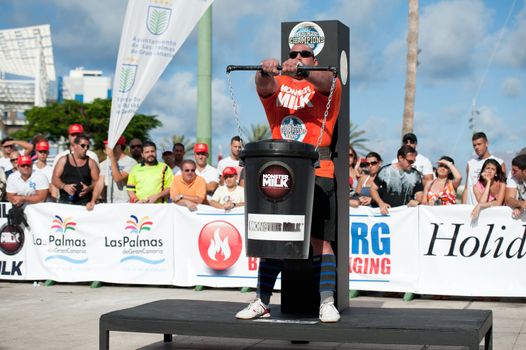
418, 0, 489, 80
501, 77, 521, 98
495, 1, 526, 68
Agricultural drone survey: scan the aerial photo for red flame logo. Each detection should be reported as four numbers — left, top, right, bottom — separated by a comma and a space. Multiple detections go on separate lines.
198, 221, 242, 270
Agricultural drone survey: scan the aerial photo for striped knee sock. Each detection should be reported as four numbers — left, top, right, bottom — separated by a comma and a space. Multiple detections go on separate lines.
313, 254, 337, 303
256, 258, 283, 305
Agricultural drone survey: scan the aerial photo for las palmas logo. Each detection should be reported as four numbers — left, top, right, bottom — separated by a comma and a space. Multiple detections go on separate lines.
119, 215, 164, 265
147, 5, 172, 35
125, 215, 153, 234
51, 215, 76, 233
118, 64, 137, 92
45, 215, 88, 264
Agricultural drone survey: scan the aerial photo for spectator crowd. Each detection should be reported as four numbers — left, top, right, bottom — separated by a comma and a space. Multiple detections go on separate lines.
1, 126, 525, 221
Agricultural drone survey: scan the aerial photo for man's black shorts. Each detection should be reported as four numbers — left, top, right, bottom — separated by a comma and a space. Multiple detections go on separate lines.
310, 176, 336, 242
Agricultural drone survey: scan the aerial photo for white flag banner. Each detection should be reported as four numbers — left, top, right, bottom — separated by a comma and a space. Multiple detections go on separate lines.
108, 0, 214, 147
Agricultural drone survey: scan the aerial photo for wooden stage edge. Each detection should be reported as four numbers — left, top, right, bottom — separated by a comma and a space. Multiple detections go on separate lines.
99, 299, 492, 350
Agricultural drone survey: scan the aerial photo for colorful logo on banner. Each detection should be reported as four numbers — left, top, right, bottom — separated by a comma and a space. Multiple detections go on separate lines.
104, 215, 164, 265
0, 223, 24, 256
146, 5, 172, 35
259, 162, 294, 202
198, 221, 242, 270
288, 21, 325, 56
40, 215, 87, 264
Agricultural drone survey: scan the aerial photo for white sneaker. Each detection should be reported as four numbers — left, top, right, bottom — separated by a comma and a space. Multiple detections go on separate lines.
236, 298, 271, 320
319, 300, 340, 323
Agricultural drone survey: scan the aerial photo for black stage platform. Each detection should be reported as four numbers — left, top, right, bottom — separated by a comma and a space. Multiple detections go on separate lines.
99, 299, 492, 349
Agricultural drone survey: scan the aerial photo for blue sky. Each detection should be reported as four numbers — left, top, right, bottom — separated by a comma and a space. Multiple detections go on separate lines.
1, 0, 525, 170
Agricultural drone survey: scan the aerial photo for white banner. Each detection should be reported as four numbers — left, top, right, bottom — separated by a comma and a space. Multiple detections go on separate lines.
417, 205, 526, 296
108, 0, 214, 147
2, 202, 526, 297
348, 206, 419, 292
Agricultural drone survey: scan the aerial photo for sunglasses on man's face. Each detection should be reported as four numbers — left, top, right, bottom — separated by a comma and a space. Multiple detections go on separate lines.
130, 144, 142, 149
78, 143, 90, 149
183, 169, 196, 173
288, 50, 314, 59
69, 133, 81, 137
10, 158, 18, 162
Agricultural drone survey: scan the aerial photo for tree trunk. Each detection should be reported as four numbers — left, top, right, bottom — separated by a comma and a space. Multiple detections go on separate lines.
402, 0, 419, 136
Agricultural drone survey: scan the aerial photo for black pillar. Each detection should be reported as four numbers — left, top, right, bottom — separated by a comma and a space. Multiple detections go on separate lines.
279, 20, 350, 315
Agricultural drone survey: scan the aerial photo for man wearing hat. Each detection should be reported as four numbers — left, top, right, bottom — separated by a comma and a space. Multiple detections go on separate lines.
87, 136, 137, 210
33, 140, 53, 184
209, 166, 244, 210
392, 132, 433, 186
193, 143, 219, 200
6, 155, 49, 207
52, 124, 99, 170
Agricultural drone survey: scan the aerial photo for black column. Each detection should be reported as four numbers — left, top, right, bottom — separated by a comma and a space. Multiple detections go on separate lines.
280, 20, 350, 315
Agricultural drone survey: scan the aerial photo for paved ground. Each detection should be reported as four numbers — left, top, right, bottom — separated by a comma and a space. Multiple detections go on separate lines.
1, 281, 525, 349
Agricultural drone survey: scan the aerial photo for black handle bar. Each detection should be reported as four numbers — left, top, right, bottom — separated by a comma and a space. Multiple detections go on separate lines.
226, 64, 338, 76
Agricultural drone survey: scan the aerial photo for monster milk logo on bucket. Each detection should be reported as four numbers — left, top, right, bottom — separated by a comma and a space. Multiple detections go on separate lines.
146, 5, 172, 35
288, 21, 325, 56
259, 162, 294, 201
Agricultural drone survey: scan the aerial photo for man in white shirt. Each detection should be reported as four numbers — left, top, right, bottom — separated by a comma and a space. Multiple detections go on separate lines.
462, 132, 506, 205
392, 133, 433, 186
217, 136, 243, 184
87, 136, 137, 209
505, 154, 526, 219
33, 140, 53, 183
6, 155, 49, 207
209, 166, 244, 210
193, 143, 219, 199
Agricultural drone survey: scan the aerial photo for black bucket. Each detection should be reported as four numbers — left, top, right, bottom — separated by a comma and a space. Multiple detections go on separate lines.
240, 139, 318, 259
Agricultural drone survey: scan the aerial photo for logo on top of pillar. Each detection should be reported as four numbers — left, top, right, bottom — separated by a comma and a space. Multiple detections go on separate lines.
259, 163, 294, 201
288, 21, 325, 56
0, 224, 24, 256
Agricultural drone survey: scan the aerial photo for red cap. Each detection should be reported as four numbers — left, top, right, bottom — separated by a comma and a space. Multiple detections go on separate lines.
17, 155, 33, 166
194, 143, 209, 154
35, 141, 50, 151
222, 166, 237, 176
68, 124, 84, 134
104, 136, 126, 145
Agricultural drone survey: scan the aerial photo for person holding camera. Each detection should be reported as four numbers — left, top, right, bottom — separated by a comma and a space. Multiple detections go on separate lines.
52, 134, 99, 205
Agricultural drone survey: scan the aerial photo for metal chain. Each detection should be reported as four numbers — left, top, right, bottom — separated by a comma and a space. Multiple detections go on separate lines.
225, 71, 245, 148
314, 74, 337, 151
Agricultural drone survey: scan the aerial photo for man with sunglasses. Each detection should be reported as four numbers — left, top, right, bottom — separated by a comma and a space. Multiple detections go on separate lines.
236, 44, 342, 323
170, 159, 206, 211
6, 155, 49, 207
370, 145, 423, 215
129, 138, 144, 163
52, 134, 100, 205
391, 133, 433, 186
52, 124, 100, 169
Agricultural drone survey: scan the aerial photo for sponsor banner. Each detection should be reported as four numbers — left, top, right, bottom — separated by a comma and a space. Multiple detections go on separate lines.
24, 203, 174, 284
108, 0, 214, 147
173, 206, 263, 288
418, 205, 526, 297
0, 202, 27, 280
349, 206, 419, 292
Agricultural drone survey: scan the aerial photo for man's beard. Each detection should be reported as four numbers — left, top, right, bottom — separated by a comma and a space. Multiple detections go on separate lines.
144, 156, 157, 165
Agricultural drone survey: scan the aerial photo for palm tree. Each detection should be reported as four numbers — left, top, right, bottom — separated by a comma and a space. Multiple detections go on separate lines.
402, 0, 419, 136
349, 121, 370, 155
244, 123, 271, 142
159, 134, 194, 153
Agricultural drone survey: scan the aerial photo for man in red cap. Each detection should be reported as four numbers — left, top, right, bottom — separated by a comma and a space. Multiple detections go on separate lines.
209, 166, 244, 210
33, 140, 52, 184
52, 124, 99, 169
6, 155, 49, 207
87, 136, 137, 210
193, 143, 219, 200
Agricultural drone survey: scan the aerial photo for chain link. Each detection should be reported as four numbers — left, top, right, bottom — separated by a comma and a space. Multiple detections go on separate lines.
226, 71, 246, 148
314, 74, 337, 151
